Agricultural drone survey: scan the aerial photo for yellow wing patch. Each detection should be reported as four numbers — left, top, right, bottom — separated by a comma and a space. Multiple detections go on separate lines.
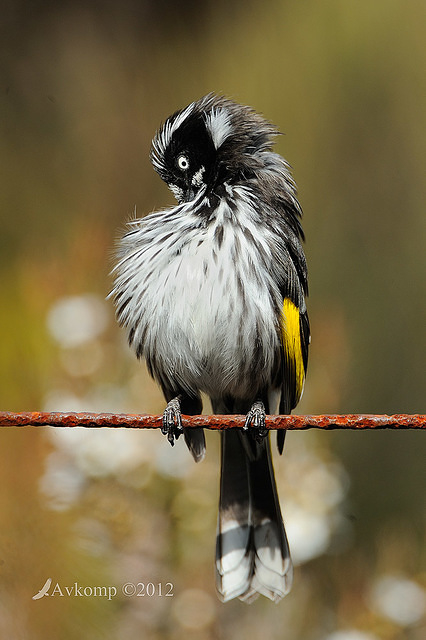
281, 298, 305, 405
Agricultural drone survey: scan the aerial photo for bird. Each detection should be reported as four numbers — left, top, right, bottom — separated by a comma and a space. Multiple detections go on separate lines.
110, 93, 309, 603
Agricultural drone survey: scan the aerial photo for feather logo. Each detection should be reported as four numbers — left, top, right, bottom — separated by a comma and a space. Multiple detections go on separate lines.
32, 578, 52, 600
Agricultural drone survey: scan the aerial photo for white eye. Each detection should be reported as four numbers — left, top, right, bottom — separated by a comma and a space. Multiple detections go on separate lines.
177, 154, 189, 171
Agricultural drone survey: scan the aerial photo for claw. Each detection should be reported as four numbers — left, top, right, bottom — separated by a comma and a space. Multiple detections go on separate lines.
162, 398, 183, 446
244, 400, 268, 442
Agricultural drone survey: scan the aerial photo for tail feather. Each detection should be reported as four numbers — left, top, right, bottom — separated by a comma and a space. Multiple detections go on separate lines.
216, 428, 293, 603
216, 521, 252, 602
251, 521, 293, 601
184, 427, 206, 462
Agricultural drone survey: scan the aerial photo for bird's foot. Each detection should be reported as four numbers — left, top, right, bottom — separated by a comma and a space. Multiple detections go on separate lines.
244, 400, 268, 442
162, 398, 183, 446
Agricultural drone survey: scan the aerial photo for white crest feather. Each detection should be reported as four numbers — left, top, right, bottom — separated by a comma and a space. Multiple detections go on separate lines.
205, 108, 232, 149
151, 102, 195, 172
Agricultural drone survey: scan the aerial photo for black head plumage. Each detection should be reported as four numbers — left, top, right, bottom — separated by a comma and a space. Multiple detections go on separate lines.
150, 93, 279, 203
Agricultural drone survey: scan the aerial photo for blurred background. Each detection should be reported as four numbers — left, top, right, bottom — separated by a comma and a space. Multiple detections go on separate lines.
0, 1, 425, 638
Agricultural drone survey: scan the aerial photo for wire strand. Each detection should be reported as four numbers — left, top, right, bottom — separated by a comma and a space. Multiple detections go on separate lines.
0, 411, 424, 430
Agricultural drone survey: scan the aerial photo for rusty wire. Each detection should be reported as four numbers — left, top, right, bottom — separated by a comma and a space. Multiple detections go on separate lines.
0, 411, 424, 430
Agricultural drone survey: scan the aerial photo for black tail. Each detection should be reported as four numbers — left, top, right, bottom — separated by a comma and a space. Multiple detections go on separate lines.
215, 428, 293, 602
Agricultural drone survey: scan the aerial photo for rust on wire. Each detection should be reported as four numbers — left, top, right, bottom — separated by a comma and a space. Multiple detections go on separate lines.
0, 411, 425, 430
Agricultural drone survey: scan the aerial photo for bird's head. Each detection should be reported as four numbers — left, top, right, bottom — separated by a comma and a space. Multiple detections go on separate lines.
150, 93, 278, 203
